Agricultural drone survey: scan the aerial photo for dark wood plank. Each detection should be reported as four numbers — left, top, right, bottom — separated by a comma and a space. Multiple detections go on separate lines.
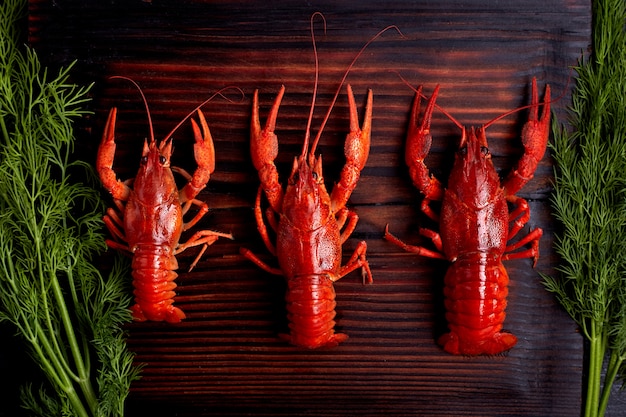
1, 0, 597, 415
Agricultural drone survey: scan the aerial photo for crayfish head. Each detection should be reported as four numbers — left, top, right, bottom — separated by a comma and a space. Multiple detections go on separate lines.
282, 153, 331, 230
133, 138, 177, 203
450, 126, 501, 209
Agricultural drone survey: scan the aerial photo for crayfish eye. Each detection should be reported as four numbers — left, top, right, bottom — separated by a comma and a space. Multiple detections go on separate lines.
480, 146, 490, 156
159, 155, 167, 165
140, 155, 148, 165
458, 146, 468, 156
290, 172, 299, 185
312, 171, 318, 180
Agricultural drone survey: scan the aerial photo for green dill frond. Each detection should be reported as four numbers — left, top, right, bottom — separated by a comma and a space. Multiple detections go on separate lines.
0, 0, 139, 415
545, 0, 626, 415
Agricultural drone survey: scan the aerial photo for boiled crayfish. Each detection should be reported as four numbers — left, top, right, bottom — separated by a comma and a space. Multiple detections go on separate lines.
385, 78, 550, 355
239, 13, 401, 349
240, 84, 373, 349
97, 78, 233, 323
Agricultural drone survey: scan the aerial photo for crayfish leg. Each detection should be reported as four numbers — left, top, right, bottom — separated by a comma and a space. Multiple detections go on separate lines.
240, 247, 283, 276
503, 226, 542, 267
337, 208, 359, 245
254, 186, 277, 255
103, 209, 127, 244
384, 225, 446, 260
336, 240, 373, 284
105, 239, 131, 254
176, 229, 234, 271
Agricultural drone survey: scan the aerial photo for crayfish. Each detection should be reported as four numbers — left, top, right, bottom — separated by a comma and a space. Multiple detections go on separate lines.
239, 14, 400, 349
240, 84, 374, 349
97, 78, 233, 323
385, 78, 550, 355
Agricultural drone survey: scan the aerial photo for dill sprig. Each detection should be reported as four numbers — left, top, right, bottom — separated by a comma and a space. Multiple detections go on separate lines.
0, 0, 139, 416
543, 0, 626, 416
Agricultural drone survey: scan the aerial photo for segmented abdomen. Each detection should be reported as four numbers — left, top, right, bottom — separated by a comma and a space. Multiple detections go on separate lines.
438, 253, 517, 355
283, 274, 348, 349
130, 244, 185, 323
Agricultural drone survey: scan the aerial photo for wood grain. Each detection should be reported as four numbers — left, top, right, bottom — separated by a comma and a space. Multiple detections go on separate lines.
0, 0, 598, 416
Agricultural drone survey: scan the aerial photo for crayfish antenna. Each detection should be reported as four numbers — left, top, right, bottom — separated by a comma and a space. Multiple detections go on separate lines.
482, 77, 553, 130
163, 86, 245, 143
394, 72, 464, 131
110, 76, 244, 147
110, 76, 156, 144
302, 12, 326, 165
307, 14, 403, 157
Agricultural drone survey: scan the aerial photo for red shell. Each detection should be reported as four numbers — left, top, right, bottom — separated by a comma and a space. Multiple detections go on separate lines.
282, 274, 348, 349
437, 255, 516, 355
130, 245, 185, 323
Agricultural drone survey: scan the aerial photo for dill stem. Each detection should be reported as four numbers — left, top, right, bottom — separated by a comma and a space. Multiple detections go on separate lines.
0, 113, 8, 146
585, 322, 607, 417
598, 350, 624, 417
33, 202, 96, 415
56, 158, 98, 413
31, 325, 66, 392
34, 325, 90, 417
50, 273, 98, 412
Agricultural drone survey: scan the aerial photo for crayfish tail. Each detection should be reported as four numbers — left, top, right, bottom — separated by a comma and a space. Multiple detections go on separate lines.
438, 330, 517, 356
165, 306, 187, 323
280, 332, 348, 349
283, 274, 347, 349
130, 304, 147, 322
130, 246, 187, 323
130, 301, 186, 323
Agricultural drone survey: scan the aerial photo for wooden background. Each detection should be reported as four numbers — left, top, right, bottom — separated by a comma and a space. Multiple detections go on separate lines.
1, 0, 612, 416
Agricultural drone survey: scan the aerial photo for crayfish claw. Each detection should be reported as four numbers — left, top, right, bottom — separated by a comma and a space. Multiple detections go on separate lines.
179, 110, 216, 202
96, 108, 131, 201
251, 87, 285, 213
330, 86, 372, 213
405, 85, 445, 201
503, 78, 551, 196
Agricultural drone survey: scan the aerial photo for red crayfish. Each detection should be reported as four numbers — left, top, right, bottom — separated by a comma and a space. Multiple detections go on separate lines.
240, 15, 401, 349
97, 78, 233, 323
240, 84, 374, 349
385, 78, 550, 355
238, 14, 400, 348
